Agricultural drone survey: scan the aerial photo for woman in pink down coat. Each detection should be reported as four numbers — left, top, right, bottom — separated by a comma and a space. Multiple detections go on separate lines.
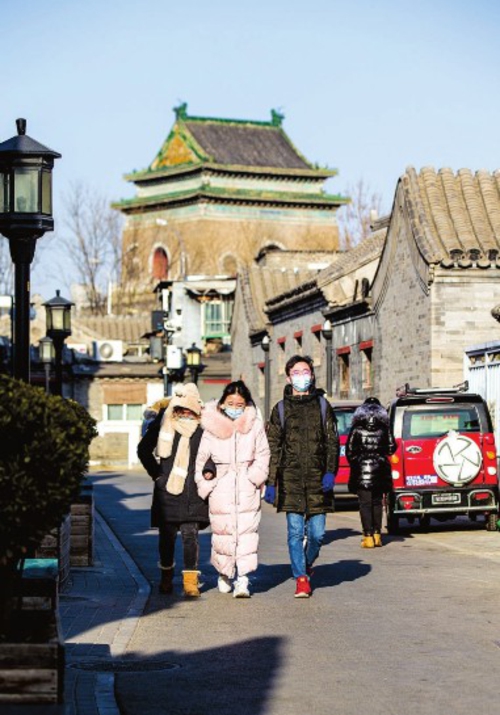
195, 381, 270, 598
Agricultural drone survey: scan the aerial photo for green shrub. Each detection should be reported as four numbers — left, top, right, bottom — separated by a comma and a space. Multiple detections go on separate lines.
0, 375, 97, 568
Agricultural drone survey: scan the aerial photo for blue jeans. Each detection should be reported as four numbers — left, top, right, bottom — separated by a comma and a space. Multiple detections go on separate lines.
286, 512, 326, 579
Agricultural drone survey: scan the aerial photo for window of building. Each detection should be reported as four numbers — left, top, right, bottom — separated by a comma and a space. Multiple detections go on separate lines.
106, 404, 143, 421
277, 338, 286, 374
202, 298, 233, 338
360, 343, 373, 390
337, 348, 351, 399
311, 326, 322, 366
152, 247, 169, 280
294, 330, 303, 355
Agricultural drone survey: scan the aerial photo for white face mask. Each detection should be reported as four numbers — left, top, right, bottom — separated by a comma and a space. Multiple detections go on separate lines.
291, 375, 312, 392
224, 406, 245, 420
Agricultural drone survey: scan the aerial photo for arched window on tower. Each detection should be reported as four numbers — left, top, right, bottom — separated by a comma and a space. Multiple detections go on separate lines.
152, 247, 169, 280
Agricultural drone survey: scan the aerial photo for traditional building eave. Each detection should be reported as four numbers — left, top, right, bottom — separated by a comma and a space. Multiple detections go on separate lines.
113, 186, 347, 214
125, 162, 337, 184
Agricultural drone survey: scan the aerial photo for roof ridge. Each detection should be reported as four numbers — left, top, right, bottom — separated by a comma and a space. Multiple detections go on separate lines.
177, 102, 285, 129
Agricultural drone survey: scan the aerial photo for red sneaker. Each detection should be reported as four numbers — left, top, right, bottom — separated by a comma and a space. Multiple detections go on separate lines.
294, 576, 311, 598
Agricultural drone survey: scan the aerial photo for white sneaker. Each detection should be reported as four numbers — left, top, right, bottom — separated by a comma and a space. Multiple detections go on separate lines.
233, 575, 250, 598
217, 575, 232, 593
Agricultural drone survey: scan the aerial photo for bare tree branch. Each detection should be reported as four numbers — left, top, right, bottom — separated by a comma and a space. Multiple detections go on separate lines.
337, 179, 383, 250
61, 183, 123, 315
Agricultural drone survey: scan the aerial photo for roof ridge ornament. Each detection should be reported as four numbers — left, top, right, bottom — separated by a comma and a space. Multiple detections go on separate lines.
174, 102, 188, 121
271, 109, 285, 127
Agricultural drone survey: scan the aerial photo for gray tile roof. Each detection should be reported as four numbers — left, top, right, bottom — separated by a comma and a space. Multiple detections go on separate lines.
239, 265, 316, 334
402, 167, 500, 267
185, 120, 312, 170
316, 231, 386, 288
74, 315, 151, 344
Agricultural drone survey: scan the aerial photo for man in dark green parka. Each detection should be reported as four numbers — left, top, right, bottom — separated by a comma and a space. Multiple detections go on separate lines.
265, 355, 339, 598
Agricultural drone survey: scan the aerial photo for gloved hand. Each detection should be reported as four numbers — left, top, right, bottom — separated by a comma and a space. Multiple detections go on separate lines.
264, 485, 276, 504
322, 472, 335, 492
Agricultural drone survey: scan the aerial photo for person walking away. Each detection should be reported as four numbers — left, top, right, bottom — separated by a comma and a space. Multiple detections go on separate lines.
195, 381, 270, 598
346, 397, 396, 548
137, 383, 211, 597
265, 355, 339, 598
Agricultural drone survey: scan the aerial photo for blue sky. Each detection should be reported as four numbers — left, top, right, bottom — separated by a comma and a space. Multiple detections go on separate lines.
2, 0, 499, 298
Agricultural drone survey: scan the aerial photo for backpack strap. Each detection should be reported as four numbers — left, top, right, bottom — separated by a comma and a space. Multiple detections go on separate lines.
277, 400, 285, 430
278, 396, 328, 430
319, 396, 328, 427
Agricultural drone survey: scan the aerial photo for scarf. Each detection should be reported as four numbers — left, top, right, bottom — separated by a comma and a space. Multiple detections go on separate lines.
157, 414, 199, 495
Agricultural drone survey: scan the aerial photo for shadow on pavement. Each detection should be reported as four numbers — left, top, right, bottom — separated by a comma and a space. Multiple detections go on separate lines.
323, 526, 359, 544
114, 636, 283, 715
311, 559, 371, 589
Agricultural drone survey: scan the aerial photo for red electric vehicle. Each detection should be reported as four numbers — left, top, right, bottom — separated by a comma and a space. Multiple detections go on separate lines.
386, 383, 499, 533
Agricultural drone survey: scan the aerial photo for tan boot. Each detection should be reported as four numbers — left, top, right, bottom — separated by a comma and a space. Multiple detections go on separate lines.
182, 570, 201, 597
361, 535, 375, 548
159, 565, 174, 594
373, 533, 383, 547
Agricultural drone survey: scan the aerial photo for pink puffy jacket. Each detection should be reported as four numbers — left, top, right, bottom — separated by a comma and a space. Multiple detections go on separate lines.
195, 402, 270, 578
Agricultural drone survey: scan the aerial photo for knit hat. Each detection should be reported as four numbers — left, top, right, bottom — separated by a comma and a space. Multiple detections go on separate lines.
169, 383, 203, 416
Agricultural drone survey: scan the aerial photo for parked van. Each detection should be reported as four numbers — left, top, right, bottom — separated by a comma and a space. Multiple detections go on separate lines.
387, 383, 499, 532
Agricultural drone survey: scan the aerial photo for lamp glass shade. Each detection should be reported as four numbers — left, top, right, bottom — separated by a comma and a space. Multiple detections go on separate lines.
49, 305, 71, 332
0, 173, 8, 213
39, 336, 54, 363
322, 320, 333, 339
186, 345, 201, 367
41, 169, 52, 215
14, 167, 39, 213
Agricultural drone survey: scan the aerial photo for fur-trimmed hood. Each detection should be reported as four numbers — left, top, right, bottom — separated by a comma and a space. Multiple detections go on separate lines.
201, 400, 257, 439
351, 398, 390, 429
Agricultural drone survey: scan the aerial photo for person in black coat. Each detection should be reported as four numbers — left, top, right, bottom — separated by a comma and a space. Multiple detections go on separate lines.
346, 397, 396, 548
137, 383, 213, 597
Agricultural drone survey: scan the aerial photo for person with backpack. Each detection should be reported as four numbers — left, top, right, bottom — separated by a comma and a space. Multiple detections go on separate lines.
265, 355, 339, 598
346, 397, 396, 548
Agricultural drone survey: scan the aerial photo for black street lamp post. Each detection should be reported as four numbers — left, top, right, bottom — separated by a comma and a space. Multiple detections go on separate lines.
0, 119, 61, 382
43, 290, 73, 396
322, 319, 333, 398
261, 334, 271, 421
39, 335, 54, 395
186, 343, 202, 384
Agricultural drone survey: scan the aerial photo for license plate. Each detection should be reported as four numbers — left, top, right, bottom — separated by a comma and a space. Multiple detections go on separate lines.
432, 493, 461, 505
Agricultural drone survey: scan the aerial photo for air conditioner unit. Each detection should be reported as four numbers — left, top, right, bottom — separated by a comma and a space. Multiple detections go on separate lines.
93, 340, 124, 362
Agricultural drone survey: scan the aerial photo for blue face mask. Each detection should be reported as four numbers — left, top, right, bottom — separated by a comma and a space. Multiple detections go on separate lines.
224, 407, 244, 420
291, 375, 312, 392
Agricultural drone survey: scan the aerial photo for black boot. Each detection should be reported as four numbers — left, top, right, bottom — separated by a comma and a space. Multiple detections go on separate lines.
159, 565, 174, 594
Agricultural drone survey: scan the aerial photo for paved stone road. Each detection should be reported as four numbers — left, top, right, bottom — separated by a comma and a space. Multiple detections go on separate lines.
91, 469, 500, 715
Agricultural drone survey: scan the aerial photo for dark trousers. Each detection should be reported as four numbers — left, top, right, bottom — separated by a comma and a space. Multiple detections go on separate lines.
158, 521, 199, 570
357, 488, 384, 535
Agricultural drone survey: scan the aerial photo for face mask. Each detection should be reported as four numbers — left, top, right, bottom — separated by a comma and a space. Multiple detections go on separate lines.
224, 407, 244, 420
178, 416, 196, 422
291, 375, 312, 392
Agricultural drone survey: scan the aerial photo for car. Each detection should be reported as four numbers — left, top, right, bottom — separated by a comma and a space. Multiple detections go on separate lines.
331, 399, 362, 498
386, 382, 499, 533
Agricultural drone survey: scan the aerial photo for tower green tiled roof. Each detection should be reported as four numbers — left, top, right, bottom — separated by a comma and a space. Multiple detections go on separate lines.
127, 103, 338, 180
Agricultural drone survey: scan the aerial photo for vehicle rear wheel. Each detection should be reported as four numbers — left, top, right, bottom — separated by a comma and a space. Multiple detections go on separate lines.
386, 504, 400, 535
486, 512, 498, 532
